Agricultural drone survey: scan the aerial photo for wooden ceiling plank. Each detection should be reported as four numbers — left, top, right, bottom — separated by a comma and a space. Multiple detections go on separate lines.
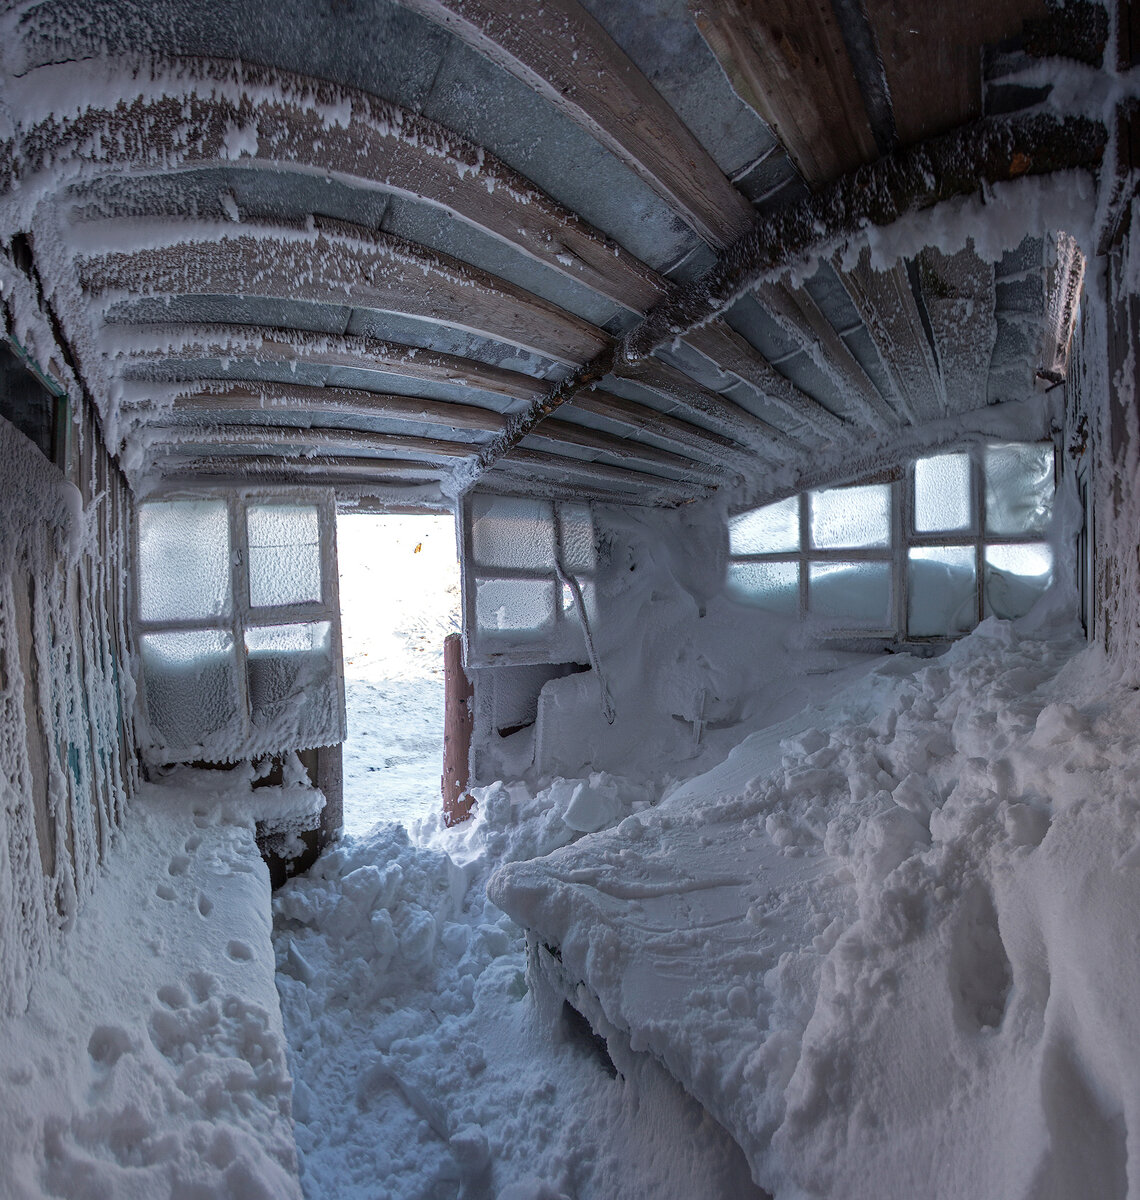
614, 356, 802, 455
465, 111, 1105, 480
683, 319, 849, 440
527, 419, 730, 484
396, 0, 753, 248
754, 279, 900, 430
107, 324, 546, 405
689, 0, 879, 184
108, 323, 745, 465
6, 59, 665, 315
80, 223, 609, 367
862, 0, 1047, 148
143, 423, 476, 462
498, 446, 706, 502
130, 380, 506, 434
913, 246, 997, 417
835, 250, 946, 423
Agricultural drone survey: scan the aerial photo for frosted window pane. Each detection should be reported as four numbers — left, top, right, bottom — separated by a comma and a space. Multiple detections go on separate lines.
140, 629, 240, 748
247, 504, 321, 608
726, 561, 799, 614
245, 621, 334, 726
475, 577, 555, 635
984, 444, 1054, 535
984, 543, 1053, 619
729, 496, 800, 555
471, 495, 555, 570
138, 500, 231, 622
908, 547, 976, 637
914, 454, 972, 533
809, 561, 891, 624
557, 503, 596, 572
810, 484, 891, 549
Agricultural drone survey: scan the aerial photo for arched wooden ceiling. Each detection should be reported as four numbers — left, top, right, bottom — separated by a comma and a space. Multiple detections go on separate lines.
0, 0, 1105, 508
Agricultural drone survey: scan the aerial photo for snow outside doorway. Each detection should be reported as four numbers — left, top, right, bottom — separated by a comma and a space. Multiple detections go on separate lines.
337, 512, 460, 837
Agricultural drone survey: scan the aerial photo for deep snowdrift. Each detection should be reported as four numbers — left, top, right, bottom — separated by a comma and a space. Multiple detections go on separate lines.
490, 619, 1140, 1199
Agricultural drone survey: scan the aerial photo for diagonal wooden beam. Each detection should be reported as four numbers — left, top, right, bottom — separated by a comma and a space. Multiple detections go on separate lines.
79, 220, 609, 366
462, 111, 1106, 484
3, 59, 665, 315
396, 0, 753, 248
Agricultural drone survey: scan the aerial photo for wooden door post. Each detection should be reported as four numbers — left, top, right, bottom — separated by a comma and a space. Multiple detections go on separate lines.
442, 632, 476, 826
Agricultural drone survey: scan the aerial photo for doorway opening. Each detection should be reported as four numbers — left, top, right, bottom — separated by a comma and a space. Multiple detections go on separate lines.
337, 511, 460, 837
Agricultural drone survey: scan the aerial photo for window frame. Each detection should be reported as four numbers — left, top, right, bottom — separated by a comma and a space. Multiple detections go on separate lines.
133, 486, 345, 762
460, 491, 598, 669
727, 440, 1058, 642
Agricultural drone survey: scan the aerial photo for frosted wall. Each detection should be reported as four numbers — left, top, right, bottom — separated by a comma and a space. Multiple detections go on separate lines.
0, 411, 137, 1017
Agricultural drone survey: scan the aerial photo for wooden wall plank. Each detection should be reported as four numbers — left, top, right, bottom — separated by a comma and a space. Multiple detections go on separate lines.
398, 0, 754, 247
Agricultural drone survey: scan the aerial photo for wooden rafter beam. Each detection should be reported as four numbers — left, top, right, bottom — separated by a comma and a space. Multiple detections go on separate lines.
2, 59, 665, 315
396, 0, 754, 248
464, 111, 1106, 483
78, 220, 609, 366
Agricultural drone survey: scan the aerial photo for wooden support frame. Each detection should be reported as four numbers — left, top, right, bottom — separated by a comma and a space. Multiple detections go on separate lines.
442, 632, 476, 826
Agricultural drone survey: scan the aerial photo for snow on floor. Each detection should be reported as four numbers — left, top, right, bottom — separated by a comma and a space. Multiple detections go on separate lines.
0, 769, 303, 1200
337, 512, 460, 838
491, 618, 1140, 1199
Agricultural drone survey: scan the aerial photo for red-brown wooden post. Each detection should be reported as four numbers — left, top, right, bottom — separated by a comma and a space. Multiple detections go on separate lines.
442, 632, 476, 826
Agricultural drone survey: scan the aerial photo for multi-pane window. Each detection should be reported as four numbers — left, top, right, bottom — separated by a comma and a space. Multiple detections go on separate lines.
727, 442, 1055, 640
135, 490, 344, 763
461, 493, 597, 667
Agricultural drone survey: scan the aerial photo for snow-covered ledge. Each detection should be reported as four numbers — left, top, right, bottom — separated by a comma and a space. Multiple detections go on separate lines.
0, 769, 304, 1198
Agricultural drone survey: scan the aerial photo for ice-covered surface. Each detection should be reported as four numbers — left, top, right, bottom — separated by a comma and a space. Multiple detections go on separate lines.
0, 769, 303, 1199
337, 512, 460, 837
490, 617, 1140, 1199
